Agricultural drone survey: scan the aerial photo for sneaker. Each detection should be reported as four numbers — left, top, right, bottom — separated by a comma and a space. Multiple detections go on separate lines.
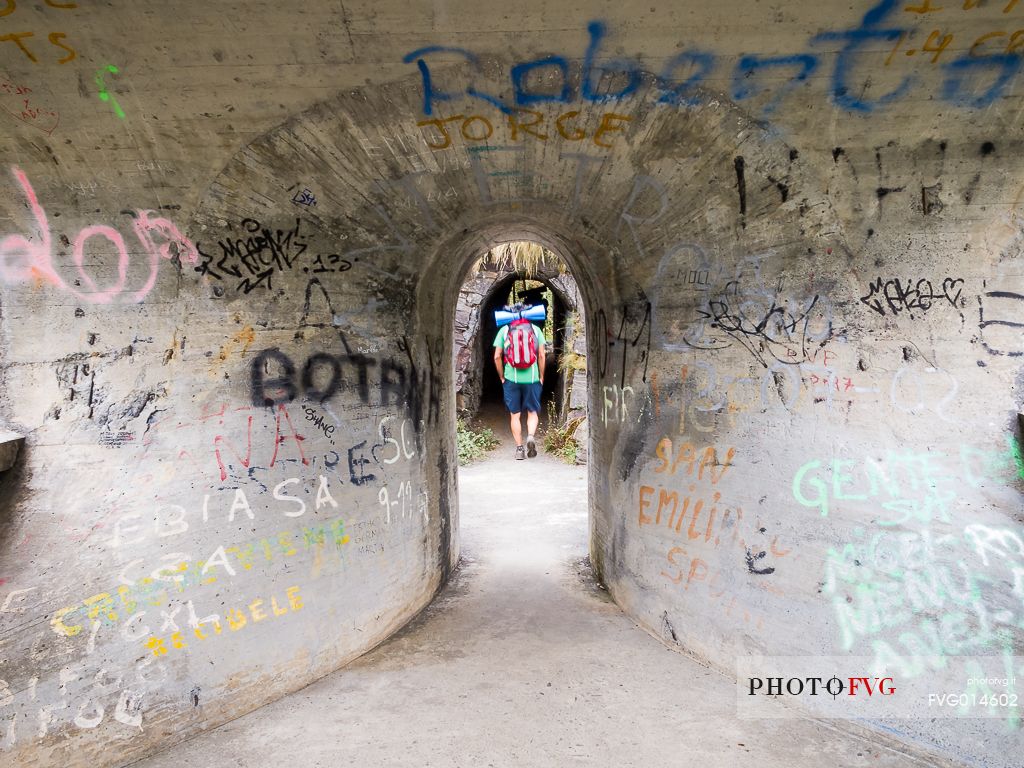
526, 435, 537, 458
515, 445, 526, 461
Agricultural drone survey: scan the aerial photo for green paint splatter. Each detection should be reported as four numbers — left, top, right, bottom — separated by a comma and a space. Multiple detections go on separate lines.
95, 64, 125, 119
1007, 433, 1024, 481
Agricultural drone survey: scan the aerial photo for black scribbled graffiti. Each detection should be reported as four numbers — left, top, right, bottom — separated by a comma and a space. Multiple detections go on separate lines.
347, 440, 377, 486
195, 217, 351, 295
979, 283, 1024, 357
733, 155, 747, 225
250, 339, 442, 426
595, 302, 652, 383
684, 280, 832, 368
98, 430, 135, 447
860, 277, 963, 318
745, 547, 776, 575
290, 187, 318, 207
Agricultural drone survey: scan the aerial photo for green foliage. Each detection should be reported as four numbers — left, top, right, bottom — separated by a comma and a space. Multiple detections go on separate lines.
543, 404, 582, 465
553, 438, 578, 465
558, 351, 586, 373
456, 417, 499, 465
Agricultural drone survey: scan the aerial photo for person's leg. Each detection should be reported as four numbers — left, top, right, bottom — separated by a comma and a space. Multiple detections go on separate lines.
503, 381, 526, 458
509, 412, 523, 446
525, 410, 538, 457
526, 410, 539, 437
524, 382, 541, 457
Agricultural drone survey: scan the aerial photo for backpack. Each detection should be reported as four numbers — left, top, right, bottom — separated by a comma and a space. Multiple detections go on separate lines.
504, 319, 538, 369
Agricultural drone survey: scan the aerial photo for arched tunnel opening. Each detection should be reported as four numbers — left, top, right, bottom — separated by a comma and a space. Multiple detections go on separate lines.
456, 244, 580, 431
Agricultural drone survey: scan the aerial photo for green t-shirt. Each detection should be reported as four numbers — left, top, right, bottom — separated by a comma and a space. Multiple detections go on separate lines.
494, 323, 546, 384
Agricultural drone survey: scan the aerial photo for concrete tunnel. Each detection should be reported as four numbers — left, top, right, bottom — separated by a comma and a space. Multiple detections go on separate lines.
0, 1, 1022, 766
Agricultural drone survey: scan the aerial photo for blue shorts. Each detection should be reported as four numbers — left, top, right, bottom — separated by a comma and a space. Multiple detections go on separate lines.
503, 381, 542, 414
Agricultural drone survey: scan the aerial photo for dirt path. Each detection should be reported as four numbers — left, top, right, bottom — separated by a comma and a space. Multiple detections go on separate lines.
131, 427, 935, 768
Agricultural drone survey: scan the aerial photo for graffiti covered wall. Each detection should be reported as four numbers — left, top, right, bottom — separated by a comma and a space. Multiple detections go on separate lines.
0, 1, 1022, 766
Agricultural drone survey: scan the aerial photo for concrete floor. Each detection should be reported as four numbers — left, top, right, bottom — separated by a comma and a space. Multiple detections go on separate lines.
130, 416, 939, 768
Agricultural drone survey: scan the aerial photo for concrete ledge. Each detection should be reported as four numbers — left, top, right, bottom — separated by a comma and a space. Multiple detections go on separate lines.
0, 431, 24, 472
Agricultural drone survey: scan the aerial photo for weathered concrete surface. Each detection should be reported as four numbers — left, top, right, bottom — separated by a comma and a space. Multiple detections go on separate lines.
131, 439, 948, 768
0, 1, 1022, 766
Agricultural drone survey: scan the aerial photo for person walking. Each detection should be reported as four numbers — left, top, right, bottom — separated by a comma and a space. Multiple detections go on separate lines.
493, 307, 546, 460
